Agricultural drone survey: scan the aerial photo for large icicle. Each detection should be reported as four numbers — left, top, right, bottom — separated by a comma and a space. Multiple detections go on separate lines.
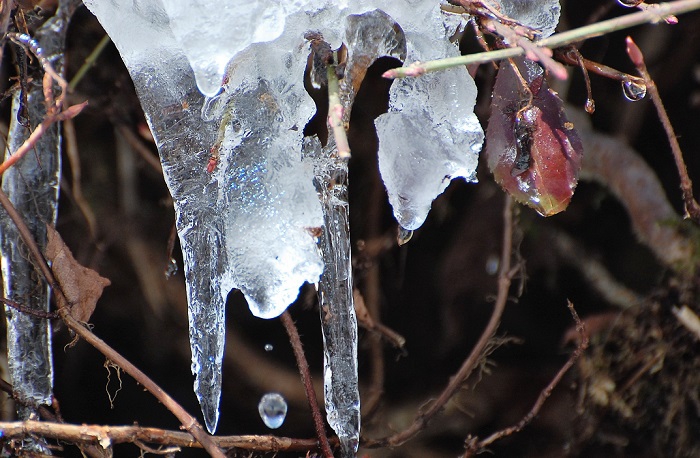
84, 0, 484, 440
0, 0, 80, 451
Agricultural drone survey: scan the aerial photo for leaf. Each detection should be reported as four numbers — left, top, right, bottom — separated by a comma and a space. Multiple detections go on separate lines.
486, 57, 584, 216
46, 225, 111, 323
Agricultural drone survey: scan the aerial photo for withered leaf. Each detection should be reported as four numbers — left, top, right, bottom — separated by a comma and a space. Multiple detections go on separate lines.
486, 57, 584, 216
46, 225, 110, 323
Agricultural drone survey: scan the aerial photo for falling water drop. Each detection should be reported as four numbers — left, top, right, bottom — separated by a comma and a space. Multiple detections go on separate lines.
264, 343, 273, 352
397, 227, 413, 246
258, 393, 287, 429
622, 79, 647, 101
165, 258, 178, 278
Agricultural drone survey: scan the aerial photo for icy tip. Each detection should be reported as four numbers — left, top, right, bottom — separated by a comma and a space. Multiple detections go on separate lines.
192, 63, 227, 98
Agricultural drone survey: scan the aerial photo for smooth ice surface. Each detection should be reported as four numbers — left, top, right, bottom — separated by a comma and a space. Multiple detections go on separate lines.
497, 0, 561, 38
84, 0, 485, 443
258, 392, 288, 429
0, 1, 79, 438
376, 30, 483, 230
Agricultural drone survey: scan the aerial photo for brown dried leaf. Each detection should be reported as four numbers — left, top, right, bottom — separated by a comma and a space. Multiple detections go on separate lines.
46, 225, 110, 323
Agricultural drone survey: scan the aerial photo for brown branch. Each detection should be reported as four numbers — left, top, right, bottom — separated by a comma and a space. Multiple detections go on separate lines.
115, 123, 163, 175
626, 36, 700, 223
462, 300, 589, 456
0, 296, 58, 319
0, 421, 323, 452
0, 101, 87, 177
280, 311, 334, 458
0, 189, 226, 458
363, 195, 517, 448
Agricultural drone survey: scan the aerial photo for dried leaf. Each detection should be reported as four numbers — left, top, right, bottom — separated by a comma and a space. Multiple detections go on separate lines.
46, 225, 110, 323
486, 57, 584, 216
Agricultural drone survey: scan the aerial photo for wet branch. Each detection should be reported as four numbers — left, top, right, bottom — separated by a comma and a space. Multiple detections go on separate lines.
626, 36, 700, 223
0, 421, 323, 453
0, 188, 226, 458
363, 195, 517, 448
385, 0, 700, 79
462, 300, 589, 456
281, 312, 334, 457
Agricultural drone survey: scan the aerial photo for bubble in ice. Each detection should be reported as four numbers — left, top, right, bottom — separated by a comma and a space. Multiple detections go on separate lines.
622, 79, 647, 101
258, 393, 287, 429
264, 343, 273, 352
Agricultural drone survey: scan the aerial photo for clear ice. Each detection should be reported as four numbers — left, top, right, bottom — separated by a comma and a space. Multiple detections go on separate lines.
258, 392, 288, 429
0, 0, 81, 452
83, 0, 485, 451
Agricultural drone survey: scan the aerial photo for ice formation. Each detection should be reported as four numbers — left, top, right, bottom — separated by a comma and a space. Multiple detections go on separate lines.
0, 1, 81, 453
83, 0, 485, 452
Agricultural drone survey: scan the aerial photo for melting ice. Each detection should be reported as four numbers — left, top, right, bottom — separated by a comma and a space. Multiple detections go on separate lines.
83, 0, 485, 453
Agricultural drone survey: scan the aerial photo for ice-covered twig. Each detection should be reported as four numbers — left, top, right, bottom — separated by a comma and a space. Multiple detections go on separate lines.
364, 196, 517, 448
626, 36, 700, 223
383, 0, 700, 79
327, 64, 351, 160
0, 190, 226, 458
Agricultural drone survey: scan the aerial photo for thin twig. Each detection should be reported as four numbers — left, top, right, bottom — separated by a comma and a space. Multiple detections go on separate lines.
281, 312, 334, 458
327, 63, 350, 160
64, 118, 99, 239
363, 195, 517, 448
626, 36, 700, 223
0, 102, 87, 176
384, 0, 700, 79
0, 189, 226, 458
0, 421, 324, 452
116, 123, 163, 175
463, 300, 589, 456
68, 34, 111, 92
0, 296, 58, 319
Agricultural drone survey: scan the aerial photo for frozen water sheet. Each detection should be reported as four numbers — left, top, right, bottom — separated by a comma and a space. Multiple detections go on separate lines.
84, 0, 486, 443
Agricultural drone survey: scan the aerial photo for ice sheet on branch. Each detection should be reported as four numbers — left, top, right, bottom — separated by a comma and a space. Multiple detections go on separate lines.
83, 0, 482, 435
496, 0, 561, 39
375, 16, 484, 231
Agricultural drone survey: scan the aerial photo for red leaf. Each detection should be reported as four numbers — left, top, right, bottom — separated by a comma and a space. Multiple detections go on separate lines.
486, 57, 583, 216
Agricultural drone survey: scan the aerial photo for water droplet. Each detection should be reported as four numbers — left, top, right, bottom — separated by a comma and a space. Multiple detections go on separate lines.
485, 255, 499, 275
165, 258, 178, 278
397, 227, 413, 246
585, 98, 595, 114
264, 344, 273, 352
258, 393, 287, 429
617, 0, 643, 7
622, 79, 646, 101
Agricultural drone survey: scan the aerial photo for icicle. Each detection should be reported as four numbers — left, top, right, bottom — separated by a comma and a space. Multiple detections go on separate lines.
0, 0, 81, 453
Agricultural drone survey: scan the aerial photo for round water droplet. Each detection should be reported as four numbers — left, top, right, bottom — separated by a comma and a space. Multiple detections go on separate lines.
397, 227, 413, 246
264, 344, 273, 352
585, 98, 596, 114
622, 79, 647, 101
165, 258, 178, 278
617, 0, 643, 7
258, 393, 287, 429
485, 254, 500, 275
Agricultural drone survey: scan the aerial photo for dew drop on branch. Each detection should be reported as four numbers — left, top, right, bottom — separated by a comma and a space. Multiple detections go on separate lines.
622, 79, 647, 101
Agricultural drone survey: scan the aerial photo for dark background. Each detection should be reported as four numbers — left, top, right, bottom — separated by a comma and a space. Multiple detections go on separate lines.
2, 1, 700, 456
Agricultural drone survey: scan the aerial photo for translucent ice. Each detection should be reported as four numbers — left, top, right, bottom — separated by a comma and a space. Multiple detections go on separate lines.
258, 392, 288, 429
84, 0, 485, 445
0, 0, 80, 452
376, 35, 483, 230
497, 0, 561, 38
